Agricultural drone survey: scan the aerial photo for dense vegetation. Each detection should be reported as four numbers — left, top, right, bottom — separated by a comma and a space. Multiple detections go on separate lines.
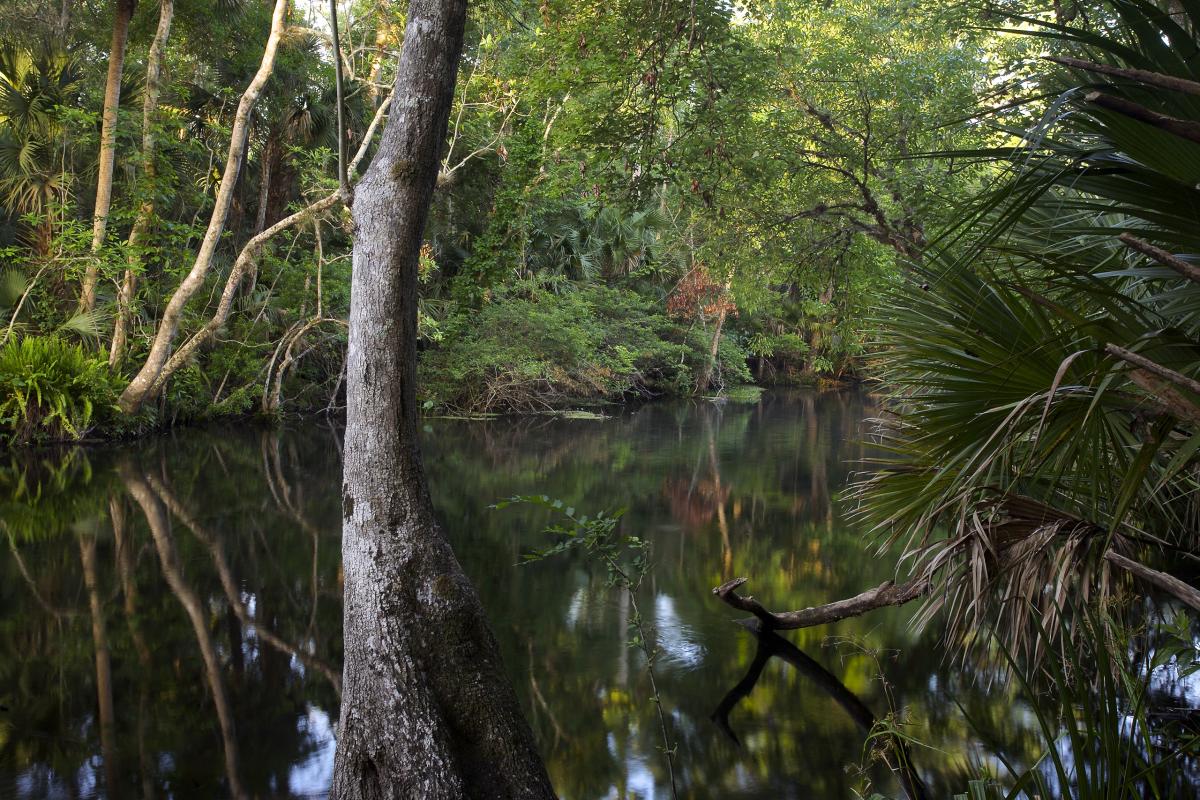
3, 0, 1200, 795
0, 0, 1022, 442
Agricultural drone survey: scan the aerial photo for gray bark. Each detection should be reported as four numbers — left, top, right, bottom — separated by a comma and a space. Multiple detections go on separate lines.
111, 0, 174, 366
119, 0, 289, 413
81, 0, 137, 312
330, 1, 555, 797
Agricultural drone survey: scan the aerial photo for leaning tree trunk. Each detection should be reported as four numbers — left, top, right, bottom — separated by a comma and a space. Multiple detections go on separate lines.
330, 1, 555, 797
81, 0, 137, 312
698, 276, 734, 392
118, 0, 289, 413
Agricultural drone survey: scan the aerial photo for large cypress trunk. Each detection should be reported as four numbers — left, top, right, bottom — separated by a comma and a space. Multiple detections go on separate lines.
329, 1, 555, 797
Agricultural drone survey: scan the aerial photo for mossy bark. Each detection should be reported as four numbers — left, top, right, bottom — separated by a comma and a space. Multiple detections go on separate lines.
330, 1, 555, 797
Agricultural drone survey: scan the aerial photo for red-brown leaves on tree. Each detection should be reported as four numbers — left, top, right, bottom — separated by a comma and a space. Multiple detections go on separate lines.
667, 266, 736, 321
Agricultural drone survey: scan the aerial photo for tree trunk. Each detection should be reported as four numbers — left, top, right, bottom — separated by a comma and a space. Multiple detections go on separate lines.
79, 536, 119, 797
698, 277, 733, 392
366, 5, 392, 108
254, 136, 274, 235
111, 496, 156, 799
119, 0, 289, 413
111, 0, 174, 366
81, 0, 137, 312
330, 1, 555, 797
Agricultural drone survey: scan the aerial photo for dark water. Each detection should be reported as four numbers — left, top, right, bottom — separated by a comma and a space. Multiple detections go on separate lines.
3, 391, 1036, 798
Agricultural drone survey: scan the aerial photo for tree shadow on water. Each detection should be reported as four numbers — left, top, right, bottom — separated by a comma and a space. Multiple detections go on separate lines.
711, 627, 929, 800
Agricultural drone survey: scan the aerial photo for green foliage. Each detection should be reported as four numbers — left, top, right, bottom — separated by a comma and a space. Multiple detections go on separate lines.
420, 283, 748, 412
0, 447, 113, 542
494, 494, 679, 799
0, 335, 118, 444
956, 607, 1200, 799
853, 0, 1200, 661
0, 41, 78, 229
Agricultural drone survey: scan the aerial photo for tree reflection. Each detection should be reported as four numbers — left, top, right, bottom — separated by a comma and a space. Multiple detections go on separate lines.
122, 461, 247, 799
0, 390, 1099, 798
79, 533, 119, 797
1, 436, 344, 798
711, 628, 928, 800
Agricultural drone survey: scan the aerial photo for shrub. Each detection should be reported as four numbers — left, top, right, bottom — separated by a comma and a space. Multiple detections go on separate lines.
419, 284, 749, 412
0, 336, 119, 444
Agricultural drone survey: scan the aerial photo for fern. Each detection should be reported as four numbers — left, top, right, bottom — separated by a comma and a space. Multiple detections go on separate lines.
0, 335, 118, 444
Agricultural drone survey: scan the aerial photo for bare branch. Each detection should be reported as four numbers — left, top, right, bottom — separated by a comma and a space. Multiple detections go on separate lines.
349, 92, 392, 176
1047, 56, 1200, 97
715, 550, 1200, 635
713, 575, 930, 631
1106, 343, 1200, 396
149, 192, 342, 395
1105, 551, 1200, 611
1119, 233, 1200, 285
1086, 92, 1200, 145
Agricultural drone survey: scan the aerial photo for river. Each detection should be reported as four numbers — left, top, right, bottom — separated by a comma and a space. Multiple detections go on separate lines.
3, 390, 1036, 798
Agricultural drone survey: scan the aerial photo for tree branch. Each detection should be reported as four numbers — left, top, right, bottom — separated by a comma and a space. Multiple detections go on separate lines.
715, 550, 1200, 633
712, 575, 930, 631
328, 0, 348, 195
1105, 551, 1200, 611
149, 192, 341, 395
1119, 233, 1200, 285
1106, 343, 1200, 397
1086, 92, 1200, 145
119, 0, 290, 413
1047, 56, 1200, 97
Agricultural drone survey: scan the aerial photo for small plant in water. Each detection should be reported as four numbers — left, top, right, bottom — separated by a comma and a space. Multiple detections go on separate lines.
492, 495, 680, 800
830, 636, 934, 800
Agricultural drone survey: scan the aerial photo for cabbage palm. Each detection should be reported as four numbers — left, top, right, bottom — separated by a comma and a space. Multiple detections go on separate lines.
0, 42, 79, 254
527, 201, 676, 282
850, 0, 1200, 662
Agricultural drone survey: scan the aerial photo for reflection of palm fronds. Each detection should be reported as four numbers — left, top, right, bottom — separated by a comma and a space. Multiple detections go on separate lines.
853, 0, 1200, 664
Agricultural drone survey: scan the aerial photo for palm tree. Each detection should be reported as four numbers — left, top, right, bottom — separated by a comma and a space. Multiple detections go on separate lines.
527, 200, 676, 282
0, 42, 79, 256
853, 0, 1200, 661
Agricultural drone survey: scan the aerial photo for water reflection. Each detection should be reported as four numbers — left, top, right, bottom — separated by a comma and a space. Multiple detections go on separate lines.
0, 390, 1084, 797
710, 629, 928, 800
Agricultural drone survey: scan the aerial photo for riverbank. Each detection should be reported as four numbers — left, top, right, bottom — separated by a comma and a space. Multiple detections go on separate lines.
0, 297, 863, 447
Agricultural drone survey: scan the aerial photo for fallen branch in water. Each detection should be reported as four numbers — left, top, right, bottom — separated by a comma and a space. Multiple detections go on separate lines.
713, 549, 1200, 632
712, 575, 930, 631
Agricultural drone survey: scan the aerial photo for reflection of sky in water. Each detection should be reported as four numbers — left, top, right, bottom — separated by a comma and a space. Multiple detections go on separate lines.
288, 706, 335, 796
654, 594, 705, 669
1148, 633, 1200, 706
8, 391, 1197, 798
623, 757, 658, 799
566, 585, 587, 630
